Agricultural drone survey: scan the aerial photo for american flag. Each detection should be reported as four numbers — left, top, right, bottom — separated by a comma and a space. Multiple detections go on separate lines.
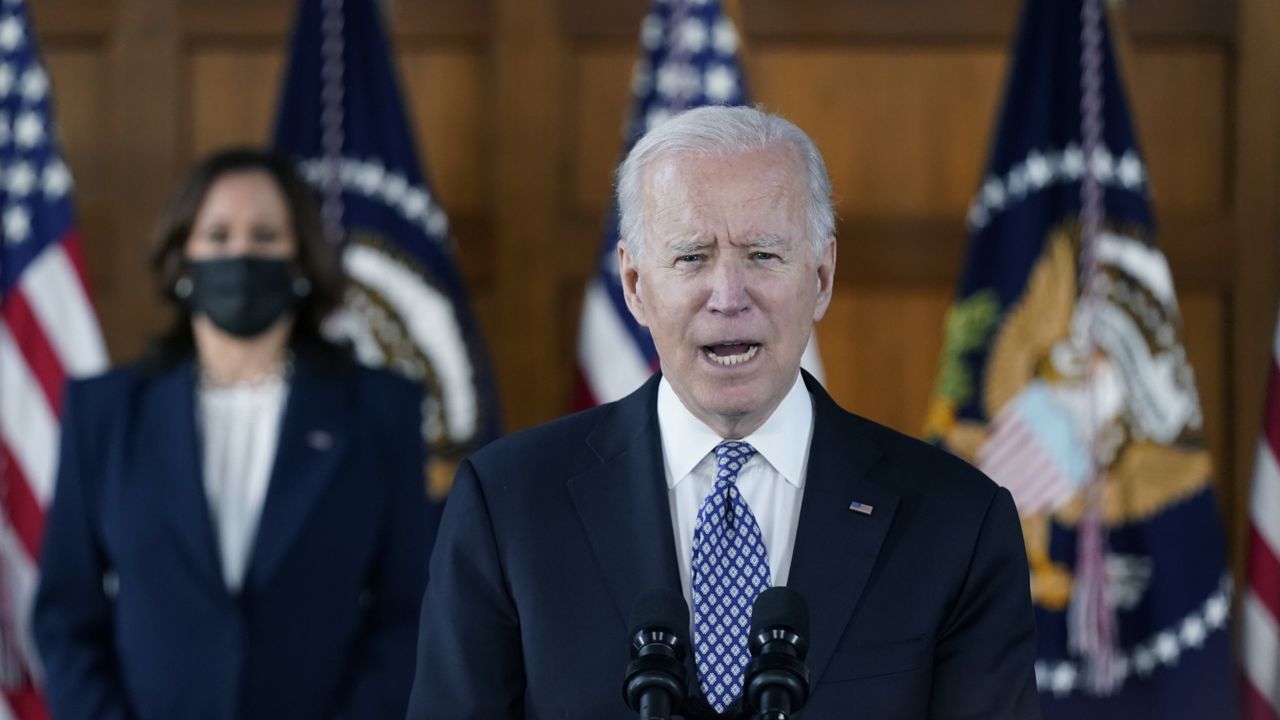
0, 0, 106, 717
1243, 310, 1280, 720
572, 0, 821, 409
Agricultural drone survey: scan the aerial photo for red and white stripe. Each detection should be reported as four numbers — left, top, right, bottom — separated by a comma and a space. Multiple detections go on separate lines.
1244, 312, 1280, 720
979, 409, 1074, 516
0, 239, 107, 720
575, 279, 654, 407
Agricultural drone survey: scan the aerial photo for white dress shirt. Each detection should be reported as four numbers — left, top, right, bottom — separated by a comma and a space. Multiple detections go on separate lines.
197, 377, 287, 592
658, 372, 814, 609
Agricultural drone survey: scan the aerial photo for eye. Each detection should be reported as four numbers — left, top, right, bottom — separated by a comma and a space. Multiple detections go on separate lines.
253, 227, 282, 244
675, 253, 704, 264
751, 251, 779, 261
204, 226, 229, 244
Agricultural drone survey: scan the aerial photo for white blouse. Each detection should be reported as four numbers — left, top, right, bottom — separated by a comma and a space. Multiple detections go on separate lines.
196, 377, 288, 592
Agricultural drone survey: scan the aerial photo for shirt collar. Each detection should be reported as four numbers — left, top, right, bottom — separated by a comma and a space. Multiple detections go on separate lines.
657, 372, 813, 489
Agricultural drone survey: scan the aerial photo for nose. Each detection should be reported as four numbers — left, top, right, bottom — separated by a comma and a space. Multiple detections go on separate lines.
705, 257, 750, 316
225, 235, 255, 255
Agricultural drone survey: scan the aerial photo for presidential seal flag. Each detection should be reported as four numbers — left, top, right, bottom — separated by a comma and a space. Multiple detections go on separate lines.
273, 0, 501, 494
0, 0, 108, 716
572, 0, 822, 409
924, 0, 1237, 716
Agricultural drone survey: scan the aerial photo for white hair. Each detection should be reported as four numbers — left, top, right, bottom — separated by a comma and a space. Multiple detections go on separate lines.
615, 105, 835, 260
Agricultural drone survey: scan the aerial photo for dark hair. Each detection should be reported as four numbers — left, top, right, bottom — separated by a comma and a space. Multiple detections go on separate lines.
148, 147, 346, 361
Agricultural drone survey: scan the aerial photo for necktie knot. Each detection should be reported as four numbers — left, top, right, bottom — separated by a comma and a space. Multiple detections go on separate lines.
714, 441, 757, 485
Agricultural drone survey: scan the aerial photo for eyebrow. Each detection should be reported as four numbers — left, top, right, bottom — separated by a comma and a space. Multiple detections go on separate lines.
664, 235, 790, 255
748, 235, 787, 250
667, 239, 712, 255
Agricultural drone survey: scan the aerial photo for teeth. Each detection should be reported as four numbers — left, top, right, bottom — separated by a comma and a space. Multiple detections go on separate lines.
705, 344, 759, 366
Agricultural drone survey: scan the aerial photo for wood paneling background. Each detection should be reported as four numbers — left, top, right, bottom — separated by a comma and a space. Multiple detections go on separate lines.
28, 0, 1280, 582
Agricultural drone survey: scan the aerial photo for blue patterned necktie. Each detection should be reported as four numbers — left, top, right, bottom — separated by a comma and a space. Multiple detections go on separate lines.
691, 441, 772, 712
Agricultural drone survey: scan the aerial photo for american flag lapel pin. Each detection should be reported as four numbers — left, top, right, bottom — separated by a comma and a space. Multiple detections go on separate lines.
847, 500, 874, 516
306, 430, 333, 452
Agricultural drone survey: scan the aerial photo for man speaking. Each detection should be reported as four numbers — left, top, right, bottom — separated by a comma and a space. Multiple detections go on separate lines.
407, 106, 1040, 719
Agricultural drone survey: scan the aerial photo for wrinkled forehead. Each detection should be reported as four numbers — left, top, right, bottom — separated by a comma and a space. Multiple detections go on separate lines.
643, 142, 804, 192
640, 146, 807, 236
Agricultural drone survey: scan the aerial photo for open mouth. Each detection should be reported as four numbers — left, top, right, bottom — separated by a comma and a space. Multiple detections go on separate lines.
702, 342, 760, 367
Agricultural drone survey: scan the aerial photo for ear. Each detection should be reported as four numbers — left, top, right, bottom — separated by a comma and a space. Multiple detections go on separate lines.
617, 242, 649, 328
812, 238, 836, 323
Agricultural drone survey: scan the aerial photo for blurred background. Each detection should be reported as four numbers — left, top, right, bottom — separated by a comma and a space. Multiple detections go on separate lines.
3, 0, 1277, 716
30, 0, 1277, 580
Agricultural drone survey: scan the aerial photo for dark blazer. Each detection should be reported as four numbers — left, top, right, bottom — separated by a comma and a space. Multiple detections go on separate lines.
408, 371, 1039, 719
34, 351, 441, 720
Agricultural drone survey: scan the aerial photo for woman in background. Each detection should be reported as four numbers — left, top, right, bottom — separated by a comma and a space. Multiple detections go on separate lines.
34, 148, 439, 719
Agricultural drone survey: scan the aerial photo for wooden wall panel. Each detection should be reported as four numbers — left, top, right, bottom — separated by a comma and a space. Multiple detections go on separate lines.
570, 48, 632, 217
1126, 47, 1230, 214
188, 50, 283, 158
96, 0, 181, 361
394, 46, 496, 340
45, 51, 109, 194
395, 47, 497, 362
1181, 293, 1231, 515
396, 50, 489, 215
818, 288, 951, 436
562, 0, 1237, 44
180, 0, 490, 42
492, 0, 567, 430
44, 48, 113, 292
753, 49, 1006, 216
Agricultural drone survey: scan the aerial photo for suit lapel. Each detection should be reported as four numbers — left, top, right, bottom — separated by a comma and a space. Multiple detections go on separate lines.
145, 361, 225, 591
567, 374, 683, 629
565, 372, 901, 689
786, 372, 899, 685
244, 361, 350, 590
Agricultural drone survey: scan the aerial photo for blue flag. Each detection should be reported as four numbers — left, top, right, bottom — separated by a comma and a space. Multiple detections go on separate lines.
925, 0, 1237, 716
572, 0, 822, 408
273, 0, 500, 494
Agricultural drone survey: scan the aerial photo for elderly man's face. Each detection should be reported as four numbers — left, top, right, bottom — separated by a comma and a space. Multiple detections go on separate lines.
619, 146, 835, 438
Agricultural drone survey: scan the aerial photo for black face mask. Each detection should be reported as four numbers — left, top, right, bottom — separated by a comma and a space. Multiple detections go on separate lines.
184, 257, 304, 338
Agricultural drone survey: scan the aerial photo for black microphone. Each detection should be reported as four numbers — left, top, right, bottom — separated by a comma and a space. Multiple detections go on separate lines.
623, 588, 690, 720
744, 587, 811, 720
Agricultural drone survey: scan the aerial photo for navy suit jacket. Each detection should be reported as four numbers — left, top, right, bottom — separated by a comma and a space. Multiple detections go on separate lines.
34, 350, 441, 720
408, 371, 1039, 719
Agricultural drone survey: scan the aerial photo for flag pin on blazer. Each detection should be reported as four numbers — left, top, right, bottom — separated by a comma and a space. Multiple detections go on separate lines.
306, 430, 333, 452
848, 501, 873, 516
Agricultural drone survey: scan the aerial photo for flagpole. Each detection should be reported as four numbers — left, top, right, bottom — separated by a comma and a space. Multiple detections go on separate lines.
319, 0, 346, 247
1071, 0, 1120, 695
